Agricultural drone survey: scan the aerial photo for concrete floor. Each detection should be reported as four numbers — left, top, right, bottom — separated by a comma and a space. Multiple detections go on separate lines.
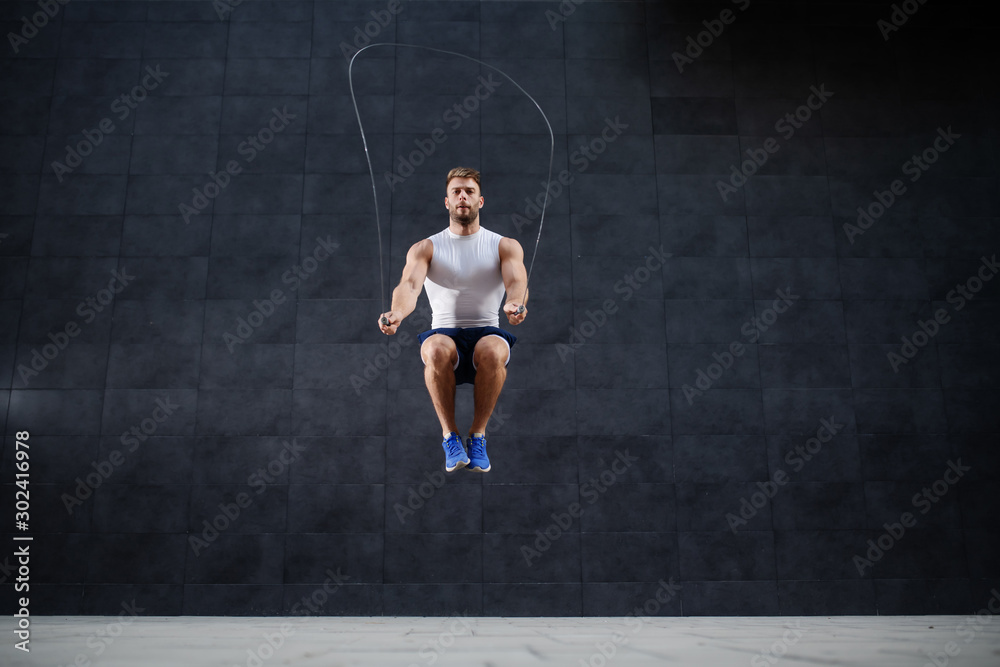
3, 616, 1000, 666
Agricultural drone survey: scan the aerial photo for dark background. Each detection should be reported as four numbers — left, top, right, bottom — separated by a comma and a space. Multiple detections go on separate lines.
0, 0, 997, 616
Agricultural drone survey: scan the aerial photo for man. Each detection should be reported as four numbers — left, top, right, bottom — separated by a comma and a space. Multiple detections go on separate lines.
377, 167, 528, 473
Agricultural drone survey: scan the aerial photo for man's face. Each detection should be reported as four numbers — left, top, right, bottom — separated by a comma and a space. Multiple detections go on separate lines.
445, 177, 483, 226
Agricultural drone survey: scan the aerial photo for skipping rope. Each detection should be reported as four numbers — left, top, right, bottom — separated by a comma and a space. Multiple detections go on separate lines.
348, 42, 554, 322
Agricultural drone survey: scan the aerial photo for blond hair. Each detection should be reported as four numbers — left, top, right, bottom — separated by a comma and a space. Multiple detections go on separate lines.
445, 167, 481, 193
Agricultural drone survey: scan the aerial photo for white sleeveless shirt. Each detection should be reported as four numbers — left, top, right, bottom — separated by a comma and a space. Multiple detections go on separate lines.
424, 226, 506, 328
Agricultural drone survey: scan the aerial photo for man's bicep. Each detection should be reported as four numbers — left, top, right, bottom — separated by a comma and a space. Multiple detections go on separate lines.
401, 240, 431, 289
499, 238, 526, 284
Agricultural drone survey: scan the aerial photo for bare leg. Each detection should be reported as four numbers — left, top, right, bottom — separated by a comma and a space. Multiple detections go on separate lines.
470, 336, 509, 434
421, 335, 459, 436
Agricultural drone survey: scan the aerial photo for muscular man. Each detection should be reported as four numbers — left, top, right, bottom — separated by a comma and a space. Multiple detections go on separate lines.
377, 167, 528, 472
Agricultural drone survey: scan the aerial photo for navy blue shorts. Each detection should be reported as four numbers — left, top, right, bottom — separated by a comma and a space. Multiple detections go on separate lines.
417, 326, 517, 385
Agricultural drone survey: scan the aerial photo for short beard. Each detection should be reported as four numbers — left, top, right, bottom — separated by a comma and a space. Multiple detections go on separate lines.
452, 207, 478, 226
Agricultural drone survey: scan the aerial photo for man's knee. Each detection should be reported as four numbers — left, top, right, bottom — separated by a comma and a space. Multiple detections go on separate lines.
474, 337, 508, 369
421, 336, 457, 367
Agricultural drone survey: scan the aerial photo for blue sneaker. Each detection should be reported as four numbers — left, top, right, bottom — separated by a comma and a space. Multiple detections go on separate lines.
442, 432, 469, 472
466, 434, 491, 472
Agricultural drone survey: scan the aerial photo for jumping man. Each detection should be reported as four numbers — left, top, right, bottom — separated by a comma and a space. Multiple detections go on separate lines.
377, 167, 528, 472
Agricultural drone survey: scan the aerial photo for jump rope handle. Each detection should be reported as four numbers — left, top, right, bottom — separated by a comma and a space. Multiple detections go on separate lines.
381, 316, 389, 325
516, 305, 524, 315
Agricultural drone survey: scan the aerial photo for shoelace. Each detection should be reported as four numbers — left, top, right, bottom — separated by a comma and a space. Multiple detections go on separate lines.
445, 436, 464, 458
468, 437, 487, 457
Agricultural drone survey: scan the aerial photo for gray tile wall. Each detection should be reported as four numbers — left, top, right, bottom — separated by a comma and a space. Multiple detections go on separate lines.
0, 0, 997, 616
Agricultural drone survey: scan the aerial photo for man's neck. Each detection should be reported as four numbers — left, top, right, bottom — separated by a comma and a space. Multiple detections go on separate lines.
448, 219, 480, 236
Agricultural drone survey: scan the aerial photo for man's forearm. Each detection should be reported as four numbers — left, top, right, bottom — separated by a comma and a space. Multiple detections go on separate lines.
390, 283, 420, 320
505, 281, 528, 307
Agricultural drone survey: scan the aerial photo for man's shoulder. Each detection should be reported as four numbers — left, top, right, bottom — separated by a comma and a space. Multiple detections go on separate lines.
497, 235, 522, 252
409, 237, 434, 259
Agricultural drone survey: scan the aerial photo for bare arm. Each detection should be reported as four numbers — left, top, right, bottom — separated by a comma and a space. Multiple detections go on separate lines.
378, 239, 432, 335
499, 236, 528, 325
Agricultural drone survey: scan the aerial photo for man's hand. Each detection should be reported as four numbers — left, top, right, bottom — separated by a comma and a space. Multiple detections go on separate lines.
504, 302, 526, 325
378, 311, 401, 335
